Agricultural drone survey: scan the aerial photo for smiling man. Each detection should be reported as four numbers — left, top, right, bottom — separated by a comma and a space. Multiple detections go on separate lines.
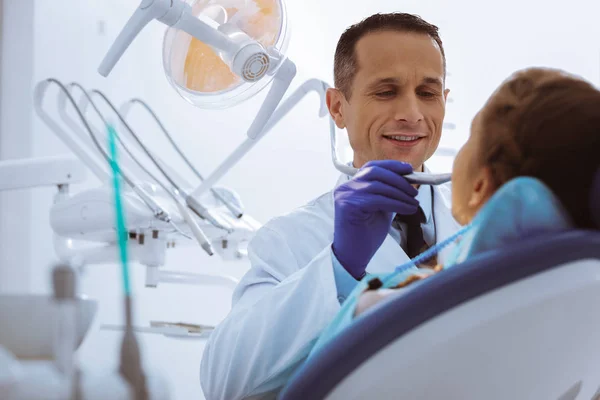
200, 13, 461, 400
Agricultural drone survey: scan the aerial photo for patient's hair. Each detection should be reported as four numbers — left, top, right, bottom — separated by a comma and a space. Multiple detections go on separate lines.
479, 67, 600, 229
333, 13, 445, 98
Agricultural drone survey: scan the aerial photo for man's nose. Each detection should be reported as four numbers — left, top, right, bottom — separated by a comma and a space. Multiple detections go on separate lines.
393, 94, 424, 123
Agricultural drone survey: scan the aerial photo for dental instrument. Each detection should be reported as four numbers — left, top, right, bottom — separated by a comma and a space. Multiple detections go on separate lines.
35, 79, 174, 229
34, 80, 112, 183
101, 321, 215, 340
120, 98, 244, 219
65, 82, 198, 242
71, 84, 224, 253
56, 81, 222, 237
87, 88, 232, 236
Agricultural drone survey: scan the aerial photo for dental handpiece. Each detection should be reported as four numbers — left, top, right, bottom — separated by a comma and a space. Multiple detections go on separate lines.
403, 172, 452, 185
337, 163, 452, 186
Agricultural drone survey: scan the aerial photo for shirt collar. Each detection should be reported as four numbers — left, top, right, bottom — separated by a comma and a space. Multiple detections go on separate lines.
416, 183, 433, 223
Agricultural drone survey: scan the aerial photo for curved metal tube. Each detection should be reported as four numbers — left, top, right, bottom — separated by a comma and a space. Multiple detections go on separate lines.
36, 79, 193, 239
68, 83, 173, 198
88, 89, 232, 233
120, 98, 243, 219
34, 79, 166, 220
34, 79, 109, 182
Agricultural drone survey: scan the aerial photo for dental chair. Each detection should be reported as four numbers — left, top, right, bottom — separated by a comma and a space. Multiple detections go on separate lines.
279, 170, 600, 400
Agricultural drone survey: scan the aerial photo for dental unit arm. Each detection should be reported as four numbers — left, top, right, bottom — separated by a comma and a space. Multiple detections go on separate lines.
34, 79, 247, 291
0, 155, 86, 191
98, 0, 297, 199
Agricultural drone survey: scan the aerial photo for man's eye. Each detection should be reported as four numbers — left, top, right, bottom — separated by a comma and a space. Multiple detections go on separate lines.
418, 92, 436, 98
376, 91, 395, 97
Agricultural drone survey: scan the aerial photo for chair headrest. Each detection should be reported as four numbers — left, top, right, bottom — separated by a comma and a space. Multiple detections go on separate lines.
591, 167, 600, 229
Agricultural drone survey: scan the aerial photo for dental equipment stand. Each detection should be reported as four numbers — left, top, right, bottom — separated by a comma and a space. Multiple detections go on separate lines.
0, 158, 169, 399
32, 79, 262, 340
35, 79, 250, 293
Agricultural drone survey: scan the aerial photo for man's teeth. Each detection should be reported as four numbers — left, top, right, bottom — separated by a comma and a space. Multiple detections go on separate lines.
388, 135, 421, 141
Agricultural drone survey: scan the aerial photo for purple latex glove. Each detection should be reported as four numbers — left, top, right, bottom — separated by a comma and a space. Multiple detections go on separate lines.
332, 160, 419, 279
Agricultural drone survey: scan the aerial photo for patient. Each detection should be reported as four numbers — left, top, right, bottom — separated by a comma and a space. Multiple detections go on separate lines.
309, 67, 600, 355
355, 66, 600, 316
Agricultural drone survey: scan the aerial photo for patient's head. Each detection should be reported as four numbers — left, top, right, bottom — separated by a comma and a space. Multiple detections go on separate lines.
451, 67, 600, 228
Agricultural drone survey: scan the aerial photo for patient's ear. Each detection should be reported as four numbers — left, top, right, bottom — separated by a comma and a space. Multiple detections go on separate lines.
467, 166, 495, 211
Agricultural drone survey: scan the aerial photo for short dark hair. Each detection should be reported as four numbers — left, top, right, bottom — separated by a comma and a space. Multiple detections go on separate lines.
333, 13, 446, 98
480, 67, 600, 229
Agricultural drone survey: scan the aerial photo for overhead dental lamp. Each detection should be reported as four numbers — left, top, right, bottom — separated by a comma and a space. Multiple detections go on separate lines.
99, 0, 290, 109
100, 0, 295, 199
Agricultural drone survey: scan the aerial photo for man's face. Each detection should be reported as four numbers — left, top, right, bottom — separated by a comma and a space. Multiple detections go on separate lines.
328, 30, 449, 171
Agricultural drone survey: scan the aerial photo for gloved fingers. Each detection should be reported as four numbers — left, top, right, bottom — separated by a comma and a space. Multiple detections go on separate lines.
357, 181, 420, 207
360, 193, 419, 214
355, 164, 418, 196
360, 159, 414, 175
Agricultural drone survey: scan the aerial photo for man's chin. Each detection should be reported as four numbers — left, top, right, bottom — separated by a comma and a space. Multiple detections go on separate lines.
379, 155, 425, 171
379, 148, 428, 170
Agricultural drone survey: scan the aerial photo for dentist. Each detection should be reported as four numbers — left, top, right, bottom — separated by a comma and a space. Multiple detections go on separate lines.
200, 12, 461, 399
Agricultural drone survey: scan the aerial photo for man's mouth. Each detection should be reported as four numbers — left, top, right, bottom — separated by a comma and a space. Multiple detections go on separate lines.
386, 135, 422, 142
383, 134, 425, 146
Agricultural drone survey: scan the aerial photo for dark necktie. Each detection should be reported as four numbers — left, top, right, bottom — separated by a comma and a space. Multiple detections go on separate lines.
393, 207, 426, 259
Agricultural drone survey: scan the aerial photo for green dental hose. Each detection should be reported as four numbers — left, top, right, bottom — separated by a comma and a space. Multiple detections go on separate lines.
107, 123, 148, 400
108, 123, 131, 296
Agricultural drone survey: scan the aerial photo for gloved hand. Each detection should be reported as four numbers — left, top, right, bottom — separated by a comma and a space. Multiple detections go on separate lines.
332, 160, 419, 279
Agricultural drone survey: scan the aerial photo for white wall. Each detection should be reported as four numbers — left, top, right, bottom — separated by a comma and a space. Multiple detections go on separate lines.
1, 0, 600, 398
0, 0, 34, 293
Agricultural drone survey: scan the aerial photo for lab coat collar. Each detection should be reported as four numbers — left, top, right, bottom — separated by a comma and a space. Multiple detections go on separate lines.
417, 165, 433, 223
335, 170, 352, 188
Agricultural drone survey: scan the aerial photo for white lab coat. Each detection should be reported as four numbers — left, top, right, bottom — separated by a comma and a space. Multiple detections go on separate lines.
200, 172, 461, 400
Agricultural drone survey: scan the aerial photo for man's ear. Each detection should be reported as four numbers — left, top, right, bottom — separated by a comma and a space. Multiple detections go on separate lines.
467, 166, 495, 210
326, 88, 346, 129
444, 88, 450, 102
